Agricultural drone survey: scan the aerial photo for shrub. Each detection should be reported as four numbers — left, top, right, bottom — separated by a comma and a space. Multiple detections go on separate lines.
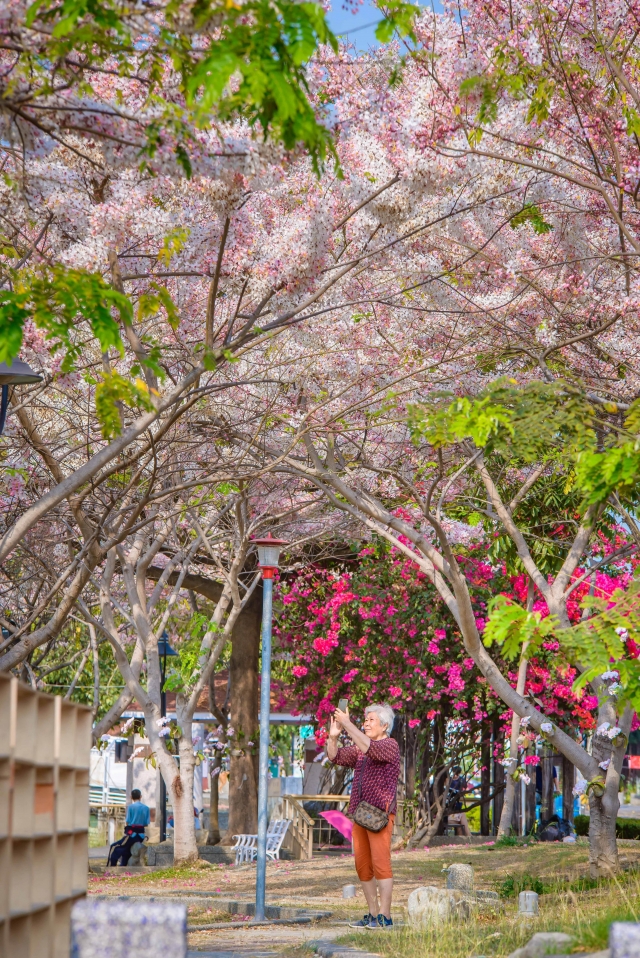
495, 835, 521, 847
496, 873, 546, 898
574, 815, 640, 839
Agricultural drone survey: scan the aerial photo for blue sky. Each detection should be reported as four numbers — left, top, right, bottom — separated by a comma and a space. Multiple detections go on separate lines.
326, 0, 444, 52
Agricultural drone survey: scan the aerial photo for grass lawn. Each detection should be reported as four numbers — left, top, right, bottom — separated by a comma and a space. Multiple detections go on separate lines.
90, 839, 640, 956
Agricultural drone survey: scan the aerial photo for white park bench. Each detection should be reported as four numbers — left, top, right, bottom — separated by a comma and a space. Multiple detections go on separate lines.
232, 818, 290, 865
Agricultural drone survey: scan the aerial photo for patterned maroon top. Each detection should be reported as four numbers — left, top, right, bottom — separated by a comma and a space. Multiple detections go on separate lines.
332, 738, 400, 816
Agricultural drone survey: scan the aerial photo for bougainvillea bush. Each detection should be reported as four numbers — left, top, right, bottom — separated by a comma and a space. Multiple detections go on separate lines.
274, 535, 638, 802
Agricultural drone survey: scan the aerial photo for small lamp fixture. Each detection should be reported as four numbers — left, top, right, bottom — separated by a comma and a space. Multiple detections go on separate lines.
157, 630, 178, 660
0, 359, 44, 386
253, 533, 287, 579
0, 358, 43, 436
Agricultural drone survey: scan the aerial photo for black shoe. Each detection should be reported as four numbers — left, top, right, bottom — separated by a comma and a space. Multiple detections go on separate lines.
377, 914, 393, 928
349, 913, 378, 928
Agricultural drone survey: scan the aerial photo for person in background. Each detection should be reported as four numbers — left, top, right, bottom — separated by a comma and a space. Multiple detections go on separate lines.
447, 765, 471, 838
328, 703, 400, 930
109, 788, 150, 866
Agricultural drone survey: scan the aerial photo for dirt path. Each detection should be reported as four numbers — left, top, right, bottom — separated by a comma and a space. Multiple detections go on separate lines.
90, 841, 640, 955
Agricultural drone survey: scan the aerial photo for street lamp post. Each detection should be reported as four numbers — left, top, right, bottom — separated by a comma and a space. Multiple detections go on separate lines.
158, 631, 178, 843
253, 534, 287, 922
0, 359, 43, 435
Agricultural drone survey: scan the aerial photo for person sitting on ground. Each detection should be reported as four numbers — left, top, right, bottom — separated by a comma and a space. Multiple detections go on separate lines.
328, 703, 400, 931
109, 788, 150, 866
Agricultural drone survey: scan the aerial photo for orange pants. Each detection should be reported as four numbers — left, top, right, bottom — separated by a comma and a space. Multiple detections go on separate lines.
352, 814, 395, 881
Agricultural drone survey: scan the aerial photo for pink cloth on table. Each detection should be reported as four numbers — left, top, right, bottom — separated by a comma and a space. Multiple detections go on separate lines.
319, 810, 353, 842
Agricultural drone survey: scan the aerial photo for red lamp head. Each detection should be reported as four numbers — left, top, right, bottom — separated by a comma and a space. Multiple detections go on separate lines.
252, 533, 288, 579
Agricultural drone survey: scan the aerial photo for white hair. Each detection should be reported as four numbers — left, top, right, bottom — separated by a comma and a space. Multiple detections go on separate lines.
365, 703, 395, 736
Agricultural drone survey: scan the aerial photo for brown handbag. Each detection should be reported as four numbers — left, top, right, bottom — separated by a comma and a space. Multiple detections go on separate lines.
352, 757, 389, 832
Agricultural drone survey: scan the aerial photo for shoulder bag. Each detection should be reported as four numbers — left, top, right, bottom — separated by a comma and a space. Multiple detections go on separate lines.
352, 756, 389, 832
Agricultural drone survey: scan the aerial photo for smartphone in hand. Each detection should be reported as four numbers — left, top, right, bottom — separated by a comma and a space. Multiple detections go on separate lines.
338, 698, 348, 713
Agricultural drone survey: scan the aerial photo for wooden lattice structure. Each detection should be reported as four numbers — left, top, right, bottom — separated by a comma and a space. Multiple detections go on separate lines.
0, 673, 91, 957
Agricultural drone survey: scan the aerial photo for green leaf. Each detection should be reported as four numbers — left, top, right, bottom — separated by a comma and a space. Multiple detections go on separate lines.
510, 204, 554, 234
0, 265, 130, 366
95, 372, 154, 439
483, 594, 557, 660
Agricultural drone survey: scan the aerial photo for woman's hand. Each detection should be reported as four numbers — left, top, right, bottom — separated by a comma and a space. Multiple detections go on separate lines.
329, 707, 347, 738
334, 707, 349, 730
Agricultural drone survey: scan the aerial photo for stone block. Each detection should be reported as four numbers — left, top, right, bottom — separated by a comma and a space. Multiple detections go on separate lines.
446, 863, 474, 892
473, 889, 503, 914
407, 886, 470, 927
524, 933, 574, 958
611, 923, 640, 958
508, 932, 574, 958
475, 890, 500, 902
518, 891, 539, 916
128, 842, 147, 866
71, 898, 187, 958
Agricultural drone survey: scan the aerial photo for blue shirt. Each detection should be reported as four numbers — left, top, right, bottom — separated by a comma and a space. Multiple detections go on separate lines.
126, 801, 150, 826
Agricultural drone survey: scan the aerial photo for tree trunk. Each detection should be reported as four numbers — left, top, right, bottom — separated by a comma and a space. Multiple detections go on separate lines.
540, 748, 555, 822
525, 756, 536, 833
207, 665, 228, 845
562, 755, 575, 825
588, 784, 619, 877
172, 763, 198, 864
492, 720, 505, 834
498, 650, 529, 836
207, 757, 222, 845
481, 732, 491, 836
172, 706, 198, 865
406, 722, 417, 800
225, 603, 260, 840
146, 699, 199, 865
498, 586, 532, 836
585, 703, 631, 877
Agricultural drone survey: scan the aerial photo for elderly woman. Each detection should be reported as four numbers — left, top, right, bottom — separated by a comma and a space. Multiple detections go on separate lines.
328, 703, 400, 929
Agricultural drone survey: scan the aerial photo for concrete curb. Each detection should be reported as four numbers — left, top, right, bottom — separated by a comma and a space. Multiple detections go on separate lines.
92, 894, 331, 922
311, 938, 382, 958
188, 916, 324, 930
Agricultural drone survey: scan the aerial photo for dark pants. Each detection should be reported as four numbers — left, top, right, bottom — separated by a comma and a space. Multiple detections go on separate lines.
109, 827, 145, 866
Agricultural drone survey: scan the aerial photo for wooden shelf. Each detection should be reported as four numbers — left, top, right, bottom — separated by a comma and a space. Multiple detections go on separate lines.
0, 677, 90, 958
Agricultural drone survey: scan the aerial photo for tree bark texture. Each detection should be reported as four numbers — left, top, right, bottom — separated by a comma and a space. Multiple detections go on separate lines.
225, 602, 260, 840
540, 748, 555, 822
481, 734, 491, 836
206, 668, 229, 846
144, 700, 199, 865
525, 758, 537, 834
562, 755, 575, 824
588, 787, 619, 877
492, 722, 505, 834
498, 650, 529, 836
207, 757, 222, 845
